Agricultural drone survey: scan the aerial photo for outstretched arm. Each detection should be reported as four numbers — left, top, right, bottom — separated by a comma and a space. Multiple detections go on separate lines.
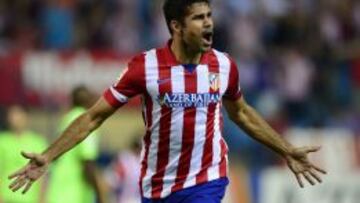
8, 97, 117, 194
223, 97, 327, 187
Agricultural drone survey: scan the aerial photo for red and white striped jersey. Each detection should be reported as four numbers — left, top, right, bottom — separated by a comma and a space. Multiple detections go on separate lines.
103, 41, 242, 199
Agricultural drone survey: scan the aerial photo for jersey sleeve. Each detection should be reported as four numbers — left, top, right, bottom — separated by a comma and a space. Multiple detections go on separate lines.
223, 57, 242, 100
103, 54, 146, 108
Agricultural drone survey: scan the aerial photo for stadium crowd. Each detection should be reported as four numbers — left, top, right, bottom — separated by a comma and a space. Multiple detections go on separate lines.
1, 0, 360, 129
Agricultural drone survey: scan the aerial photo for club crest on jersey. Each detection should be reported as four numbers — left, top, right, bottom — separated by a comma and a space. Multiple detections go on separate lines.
209, 73, 220, 91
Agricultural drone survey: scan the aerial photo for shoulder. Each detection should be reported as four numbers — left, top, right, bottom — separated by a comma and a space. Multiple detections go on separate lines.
126, 48, 161, 73
128, 48, 158, 67
206, 49, 237, 68
128, 52, 146, 67
211, 49, 236, 63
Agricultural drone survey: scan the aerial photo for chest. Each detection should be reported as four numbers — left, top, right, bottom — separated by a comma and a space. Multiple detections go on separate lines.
144, 64, 230, 108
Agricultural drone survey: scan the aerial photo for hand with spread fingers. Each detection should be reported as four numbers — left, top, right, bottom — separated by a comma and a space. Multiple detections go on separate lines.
8, 151, 49, 194
285, 146, 327, 188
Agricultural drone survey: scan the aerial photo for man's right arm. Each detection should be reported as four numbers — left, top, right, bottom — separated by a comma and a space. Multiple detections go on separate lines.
8, 97, 117, 194
9, 54, 144, 194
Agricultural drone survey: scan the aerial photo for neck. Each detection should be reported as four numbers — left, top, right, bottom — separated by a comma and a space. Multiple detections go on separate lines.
171, 37, 202, 64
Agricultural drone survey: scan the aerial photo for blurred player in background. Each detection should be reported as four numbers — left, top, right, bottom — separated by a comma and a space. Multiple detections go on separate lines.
46, 86, 107, 203
106, 135, 142, 203
0, 105, 47, 203
9, 1, 326, 203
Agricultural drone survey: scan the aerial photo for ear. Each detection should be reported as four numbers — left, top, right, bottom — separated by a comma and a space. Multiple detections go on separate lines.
170, 20, 182, 35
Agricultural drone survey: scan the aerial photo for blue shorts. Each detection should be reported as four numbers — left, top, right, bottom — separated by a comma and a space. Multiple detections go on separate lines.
142, 177, 229, 203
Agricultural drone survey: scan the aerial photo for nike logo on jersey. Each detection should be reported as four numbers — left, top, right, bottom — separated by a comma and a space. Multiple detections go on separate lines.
157, 78, 171, 85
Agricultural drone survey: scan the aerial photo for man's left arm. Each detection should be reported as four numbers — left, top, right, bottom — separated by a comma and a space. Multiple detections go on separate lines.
223, 97, 327, 187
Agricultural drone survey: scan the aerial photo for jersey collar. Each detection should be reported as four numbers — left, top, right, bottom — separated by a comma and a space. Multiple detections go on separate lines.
164, 39, 210, 66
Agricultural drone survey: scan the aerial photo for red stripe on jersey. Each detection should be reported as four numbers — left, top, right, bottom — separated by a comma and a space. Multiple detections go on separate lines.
171, 69, 198, 192
220, 106, 224, 133
196, 51, 220, 184
219, 108, 227, 177
133, 54, 148, 197
219, 138, 228, 177
139, 93, 153, 196
151, 51, 173, 198
224, 56, 242, 100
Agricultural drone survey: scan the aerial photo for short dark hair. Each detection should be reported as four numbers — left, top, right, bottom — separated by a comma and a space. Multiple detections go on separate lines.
163, 0, 210, 35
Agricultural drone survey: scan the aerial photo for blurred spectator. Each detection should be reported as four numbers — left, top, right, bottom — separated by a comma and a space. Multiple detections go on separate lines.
319, 10, 342, 47
353, 1, 360, 35
0, 105, 47, 203
0, 106, 6, 130
41, 0, 75, 49
0, 0, 42, 51
107, 0, 141, 53
231, 15, 262, 57
279, 48, 315, 125
106, 135, 142, 203
259, 0, 290, 17
46, 86, 106, 203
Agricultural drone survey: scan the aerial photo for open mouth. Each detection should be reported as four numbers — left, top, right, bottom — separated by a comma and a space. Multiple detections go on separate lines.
202, 31, 213, 45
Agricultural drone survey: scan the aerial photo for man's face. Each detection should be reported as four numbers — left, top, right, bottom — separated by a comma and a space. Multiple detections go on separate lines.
180, 2, 214, 53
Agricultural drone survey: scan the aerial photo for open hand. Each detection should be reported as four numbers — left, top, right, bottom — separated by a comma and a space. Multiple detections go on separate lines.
285, 146, 327, 188
8, 152, 48, 194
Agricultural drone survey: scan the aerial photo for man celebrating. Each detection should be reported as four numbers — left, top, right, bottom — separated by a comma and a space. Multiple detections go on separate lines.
9, 1, 326, 203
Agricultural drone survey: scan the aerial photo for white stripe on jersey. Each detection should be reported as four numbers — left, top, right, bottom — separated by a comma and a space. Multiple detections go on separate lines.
207, 50, 231, 181
160, 65, 185, 197
213, 50, 231, 95
214, 50, 231, 176
207, 102, 222, 180
183, 64, 209, 188
110, 86, 128, 103
142, 49, 160, 198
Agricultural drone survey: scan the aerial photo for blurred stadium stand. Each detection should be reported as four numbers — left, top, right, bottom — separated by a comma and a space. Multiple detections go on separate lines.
1, 0, 360, 203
